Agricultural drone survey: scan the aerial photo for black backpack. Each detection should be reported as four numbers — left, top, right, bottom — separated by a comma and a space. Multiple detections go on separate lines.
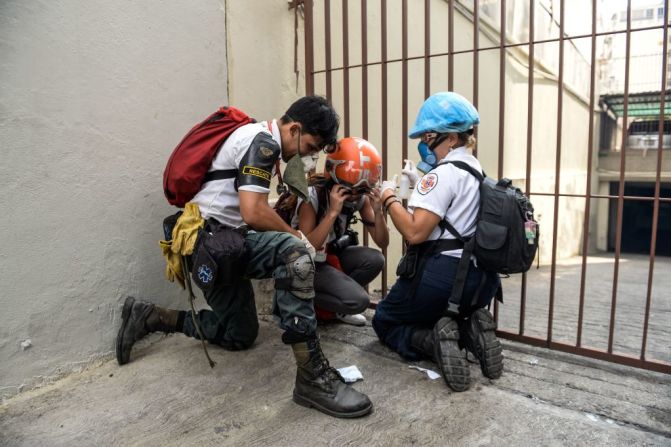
436, 160, 538, 315
438, 160, 538, 274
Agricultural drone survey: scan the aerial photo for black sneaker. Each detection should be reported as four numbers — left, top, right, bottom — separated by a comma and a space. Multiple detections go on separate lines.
433, 317, 470, 392
463, 308, 503, 379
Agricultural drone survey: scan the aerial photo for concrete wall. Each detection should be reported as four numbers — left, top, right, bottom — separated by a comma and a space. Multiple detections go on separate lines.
0, 0, 229, 398
226, 0, 306, 120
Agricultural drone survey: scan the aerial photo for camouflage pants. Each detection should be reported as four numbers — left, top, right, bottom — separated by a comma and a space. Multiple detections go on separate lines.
182, 230, 316, 350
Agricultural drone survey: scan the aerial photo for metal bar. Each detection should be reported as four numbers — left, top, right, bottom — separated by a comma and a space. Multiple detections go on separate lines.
425, 0, 430, 99
608, 0, 632, 355
381, 0, 388, 298
311, 25, 669, 75
497, 331, 671, 374
530, 192, 671, 202
577, 0, 598, 347
325, 0, 332, 101
342, 0, 350, 137
641, 0, 669, 360
520, 0, 535, 336
494, 0, 506, 324
497, 0, 506, 180
362, 0, 369, 250
304, 0, 314, 95
547, 0, 565, 344
402, 0, 408, 172
361, 0, 368, 142
473, 0, 479, 148
448, 0, 454, 90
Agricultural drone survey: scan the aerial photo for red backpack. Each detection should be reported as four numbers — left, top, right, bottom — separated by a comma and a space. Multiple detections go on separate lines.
163, 106, 255, 207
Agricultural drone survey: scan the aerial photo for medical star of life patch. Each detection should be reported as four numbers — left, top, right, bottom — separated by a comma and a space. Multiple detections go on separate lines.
417, 173, 438, 194
242, 165, 272, 182
197, 264, 214, 284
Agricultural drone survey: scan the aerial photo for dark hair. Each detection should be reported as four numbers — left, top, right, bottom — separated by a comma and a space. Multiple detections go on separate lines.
281, 96, 339, 146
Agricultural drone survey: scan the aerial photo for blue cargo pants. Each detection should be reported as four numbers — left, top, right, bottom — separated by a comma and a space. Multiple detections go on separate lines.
372, 253, 500, 361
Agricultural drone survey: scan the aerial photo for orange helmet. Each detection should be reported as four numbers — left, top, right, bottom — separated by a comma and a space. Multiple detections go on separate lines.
324, 137, 382, 190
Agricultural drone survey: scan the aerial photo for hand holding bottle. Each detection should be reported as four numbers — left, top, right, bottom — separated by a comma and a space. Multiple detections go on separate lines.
401, 159, 420, 185
399, 160, 419, 199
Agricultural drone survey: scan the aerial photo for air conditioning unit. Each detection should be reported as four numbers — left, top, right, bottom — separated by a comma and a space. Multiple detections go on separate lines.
627, 119, 671, 150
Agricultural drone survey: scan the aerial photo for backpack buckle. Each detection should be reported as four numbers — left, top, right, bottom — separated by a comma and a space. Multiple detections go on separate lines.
496, 178, 512, 188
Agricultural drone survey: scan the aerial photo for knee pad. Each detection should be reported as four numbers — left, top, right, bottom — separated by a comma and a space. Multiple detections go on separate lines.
275, 246, 315, 300
288, 252, 315, 299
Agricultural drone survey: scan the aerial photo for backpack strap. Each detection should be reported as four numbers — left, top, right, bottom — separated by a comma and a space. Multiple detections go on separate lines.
445, 238, 476, 316
434, 160, 483, 241
434, 160, 485, 317
203, 169, 238, 183
437, 159, 485, 182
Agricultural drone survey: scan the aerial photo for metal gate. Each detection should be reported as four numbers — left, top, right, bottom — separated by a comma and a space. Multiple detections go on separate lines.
297, 0, 670, 374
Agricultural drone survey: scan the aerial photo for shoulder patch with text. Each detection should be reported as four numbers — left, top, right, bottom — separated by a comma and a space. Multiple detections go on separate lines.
241, 165, 272, 182
417, 173, 438, 195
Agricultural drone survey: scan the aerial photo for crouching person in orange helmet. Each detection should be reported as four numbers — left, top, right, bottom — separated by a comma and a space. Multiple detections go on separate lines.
285, 137, 389, 326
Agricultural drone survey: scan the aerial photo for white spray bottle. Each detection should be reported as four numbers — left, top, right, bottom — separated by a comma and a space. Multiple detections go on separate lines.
399, 160, 412, 199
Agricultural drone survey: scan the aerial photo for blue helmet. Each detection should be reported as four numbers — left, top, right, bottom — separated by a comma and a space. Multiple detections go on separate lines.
408, 92, 480, 139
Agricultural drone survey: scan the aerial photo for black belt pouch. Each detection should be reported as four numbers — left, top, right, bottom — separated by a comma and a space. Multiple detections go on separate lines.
191, 220, 248, 291
396, 245, 422, 279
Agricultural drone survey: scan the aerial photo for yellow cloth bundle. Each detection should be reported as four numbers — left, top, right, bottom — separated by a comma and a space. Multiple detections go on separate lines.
159, 202, 205, 288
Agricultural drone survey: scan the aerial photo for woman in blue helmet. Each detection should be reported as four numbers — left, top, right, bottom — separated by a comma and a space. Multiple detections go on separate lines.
372, 91, 502, 392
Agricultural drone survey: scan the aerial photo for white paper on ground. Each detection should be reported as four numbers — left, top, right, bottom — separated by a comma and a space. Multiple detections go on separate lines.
337, 365, 364, 383
408, 365, 441, 380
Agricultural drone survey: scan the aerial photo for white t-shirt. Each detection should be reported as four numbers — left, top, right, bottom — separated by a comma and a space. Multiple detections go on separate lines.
191, 120, 281, 228
407, 146, 482, 258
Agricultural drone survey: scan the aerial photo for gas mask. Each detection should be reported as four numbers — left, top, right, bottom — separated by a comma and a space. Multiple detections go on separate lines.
417, 141, 438, 174
416, 133, 450, 173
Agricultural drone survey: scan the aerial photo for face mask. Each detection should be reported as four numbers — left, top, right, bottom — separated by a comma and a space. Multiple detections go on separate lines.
301, 154, 319, 173
417, 141, 438, 174
282, 154, 309, 201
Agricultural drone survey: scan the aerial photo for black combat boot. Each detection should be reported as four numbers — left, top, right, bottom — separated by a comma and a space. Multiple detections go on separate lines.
116, 296, 182, 365
409, 328, 434, 359
462, 308, 503, 379
433, 317, 470, 392
291, 338, 373, 418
